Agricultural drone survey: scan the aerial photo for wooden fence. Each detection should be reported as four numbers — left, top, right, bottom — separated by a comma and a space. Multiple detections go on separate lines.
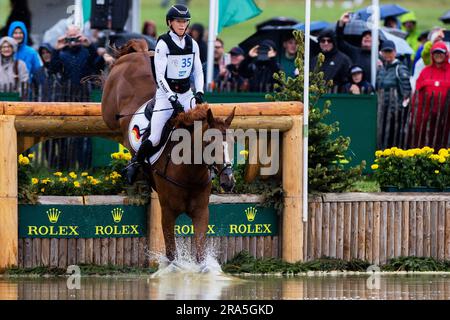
0, 101, 304, 268
377, 88, 450, 150
305, 193, 450, 265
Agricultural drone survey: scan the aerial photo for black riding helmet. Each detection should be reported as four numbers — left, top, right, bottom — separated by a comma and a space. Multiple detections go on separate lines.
166, 4, 191, 25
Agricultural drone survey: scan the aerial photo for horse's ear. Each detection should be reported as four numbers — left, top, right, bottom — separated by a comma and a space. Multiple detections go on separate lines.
225, 107, 236, 127
207, 108, 215, 126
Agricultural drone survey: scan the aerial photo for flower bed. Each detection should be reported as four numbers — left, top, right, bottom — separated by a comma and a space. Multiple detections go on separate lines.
371, 147, 450, 191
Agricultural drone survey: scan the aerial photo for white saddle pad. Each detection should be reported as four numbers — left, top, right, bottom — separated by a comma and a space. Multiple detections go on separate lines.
128, 101, 171, 165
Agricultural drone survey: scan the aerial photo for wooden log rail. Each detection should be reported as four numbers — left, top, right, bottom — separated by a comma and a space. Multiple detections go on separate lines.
0, 101, 304, 268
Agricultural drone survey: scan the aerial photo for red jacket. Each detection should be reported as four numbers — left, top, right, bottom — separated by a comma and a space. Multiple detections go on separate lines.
412, 41, 450, 147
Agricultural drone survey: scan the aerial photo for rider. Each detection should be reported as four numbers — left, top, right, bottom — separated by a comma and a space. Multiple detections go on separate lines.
125, 4, 205, 184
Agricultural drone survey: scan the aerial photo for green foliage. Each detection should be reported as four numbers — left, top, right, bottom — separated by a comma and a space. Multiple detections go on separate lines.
4, 264, 157, 276
267, 31, 364, 193
382, 257, 449, 272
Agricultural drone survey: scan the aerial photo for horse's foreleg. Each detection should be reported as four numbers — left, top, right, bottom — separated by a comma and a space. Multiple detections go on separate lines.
190, 207, 209, 264
161, 207, 177, 262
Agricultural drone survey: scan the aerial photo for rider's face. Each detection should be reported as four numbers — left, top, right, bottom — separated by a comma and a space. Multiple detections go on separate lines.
170, 19, 189, 36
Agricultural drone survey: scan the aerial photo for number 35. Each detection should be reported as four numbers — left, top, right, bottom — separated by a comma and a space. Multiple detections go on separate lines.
181, 58, 192, 68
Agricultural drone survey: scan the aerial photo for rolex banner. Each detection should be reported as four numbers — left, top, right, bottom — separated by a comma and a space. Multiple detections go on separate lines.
19, 204, 278, 238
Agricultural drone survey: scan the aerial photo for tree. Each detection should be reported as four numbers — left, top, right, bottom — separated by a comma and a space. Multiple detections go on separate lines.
267, 30, 364, 192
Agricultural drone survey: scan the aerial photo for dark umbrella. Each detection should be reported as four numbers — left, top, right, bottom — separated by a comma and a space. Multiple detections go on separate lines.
294, 21, 331, 33
356, 4, 409, 21
256, 17, 299, 30
98, 32, 157, 50
440, 10, 450, 24
238, 24, 319, 57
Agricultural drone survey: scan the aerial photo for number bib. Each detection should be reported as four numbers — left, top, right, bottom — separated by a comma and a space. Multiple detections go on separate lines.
166, 54, 194, 80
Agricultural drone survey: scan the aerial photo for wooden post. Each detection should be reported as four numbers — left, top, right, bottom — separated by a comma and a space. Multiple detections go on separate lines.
148, 191, 165, 266
282, 115, 303, 262
0, 116, 18, 269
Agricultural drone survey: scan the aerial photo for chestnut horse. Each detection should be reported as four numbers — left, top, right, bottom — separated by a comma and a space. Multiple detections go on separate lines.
101, 39, 236, 263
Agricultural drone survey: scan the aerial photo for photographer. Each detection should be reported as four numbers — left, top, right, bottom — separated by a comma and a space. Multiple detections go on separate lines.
50, 25, 104, 92
239, 39, 281, 92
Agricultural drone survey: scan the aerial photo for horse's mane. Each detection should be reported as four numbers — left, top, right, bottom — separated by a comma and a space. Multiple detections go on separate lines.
116, 39, 149, 58
172, 104, 210, 128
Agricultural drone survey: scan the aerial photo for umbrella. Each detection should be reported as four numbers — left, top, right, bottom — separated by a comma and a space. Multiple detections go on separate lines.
256, 17, 299, 30
356, 4, 409, 21
98, 32, 157, 50
294, 21, 331, 33
343, 20, 413, 55
238, 24, 319, 55
439, 10, 450, 24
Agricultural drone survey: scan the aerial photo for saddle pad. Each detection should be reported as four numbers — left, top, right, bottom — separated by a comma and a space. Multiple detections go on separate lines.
128, 101, 172, 165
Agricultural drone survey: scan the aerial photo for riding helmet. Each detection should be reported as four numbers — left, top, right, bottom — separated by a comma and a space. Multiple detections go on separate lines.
166, 4, 191, 25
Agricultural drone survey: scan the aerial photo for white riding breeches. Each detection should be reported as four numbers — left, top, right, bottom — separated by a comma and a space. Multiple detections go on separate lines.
148, 89, 196, 146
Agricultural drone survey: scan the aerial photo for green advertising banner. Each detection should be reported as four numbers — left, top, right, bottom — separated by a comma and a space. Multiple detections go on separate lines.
176, 204, 278, 237
19, 203, 278, 239
19, 205, 147, 239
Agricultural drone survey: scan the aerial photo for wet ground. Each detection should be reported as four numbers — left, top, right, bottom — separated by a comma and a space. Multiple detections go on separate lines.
1, 272, 450, 300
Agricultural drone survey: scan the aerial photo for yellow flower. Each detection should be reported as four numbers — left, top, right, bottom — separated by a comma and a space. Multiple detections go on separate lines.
53, 172, 63, 177
69, 172, 77, 179
59, 177, 68, 183
438, 149, 449, 158
383, 149, 392, 156
110, 171, 122, 180
90, 179, 100, 185
28, 153, 34, 159
74, 181, 80, 188
339, 159, 350, 164
87, 176, 94, 181
371, 164, 379, 170
81, 172, 88, 177
439, 156, 446, 163
435, 170, 440, 174
18, 155, 30, 166
41, 178, 51, 185
31, 178, 39, 185
123, 153, 132, 161
429, 154, 441, 161
375, 150, 383, 158
41, 188, 45, 193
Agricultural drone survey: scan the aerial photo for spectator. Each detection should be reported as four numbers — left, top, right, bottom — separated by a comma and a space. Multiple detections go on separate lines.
412, 29, 432, 73
279, 35, 298, 79
412, 41, 450, 148
32, 43, 63, 100
0, 36, 29, 91
142, 20, 157, 41
384, 16, 400, 29
412, 28, 446, 90
0, 0, 32, 45
50, 25, 104, 89
203, 38, 227, 88
189, 23, 207, 63
336, 12, 374, 81
218, 46, 247, 91
341, 65, 375, 94
400, 12, 420, 55
239, 39, 281, 92
311, 29, 352, 90
376, 40, 412, 148
7, 21, 42, 80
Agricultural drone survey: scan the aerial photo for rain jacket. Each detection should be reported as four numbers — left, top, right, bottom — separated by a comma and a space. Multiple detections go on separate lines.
0, 36, 29, 91
7, 21, 42, 78
400, 12, 421, 55
412, 41, 450, 147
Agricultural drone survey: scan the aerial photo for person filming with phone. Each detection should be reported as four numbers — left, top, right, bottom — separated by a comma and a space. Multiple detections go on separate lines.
50, 25, 104, 92
239, 39, 280, 92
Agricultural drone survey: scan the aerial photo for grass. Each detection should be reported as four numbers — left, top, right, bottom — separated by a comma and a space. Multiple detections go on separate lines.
1, 1, 449, 51
348, 175, 380, 192
5, 254, 450, 276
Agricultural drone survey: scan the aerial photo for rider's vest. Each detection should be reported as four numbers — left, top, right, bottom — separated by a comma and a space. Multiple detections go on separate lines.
158, 32, 194, 94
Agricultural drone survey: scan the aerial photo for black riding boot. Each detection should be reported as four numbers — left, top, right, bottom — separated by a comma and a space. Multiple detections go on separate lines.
125, 139, 156, 185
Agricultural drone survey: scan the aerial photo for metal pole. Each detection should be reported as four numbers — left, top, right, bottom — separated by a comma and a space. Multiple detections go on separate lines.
206, 0, 218, 91
132, 0, 141, 33
371, 0, 380, 87
303, 0, 311, 223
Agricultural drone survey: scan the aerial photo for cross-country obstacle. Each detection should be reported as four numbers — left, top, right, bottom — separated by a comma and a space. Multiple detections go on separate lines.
0, 101, 304, 268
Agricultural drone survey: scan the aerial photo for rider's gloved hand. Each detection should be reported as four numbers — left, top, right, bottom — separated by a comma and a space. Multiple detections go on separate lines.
169, 95, 184, 114
194, 92, 205, 104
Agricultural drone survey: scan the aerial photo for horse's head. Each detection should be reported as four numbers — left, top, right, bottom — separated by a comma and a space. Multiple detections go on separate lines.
205, 107, 236, 192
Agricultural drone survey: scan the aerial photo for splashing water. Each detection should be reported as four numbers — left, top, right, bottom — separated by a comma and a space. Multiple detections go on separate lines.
146, 238, 242, 299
